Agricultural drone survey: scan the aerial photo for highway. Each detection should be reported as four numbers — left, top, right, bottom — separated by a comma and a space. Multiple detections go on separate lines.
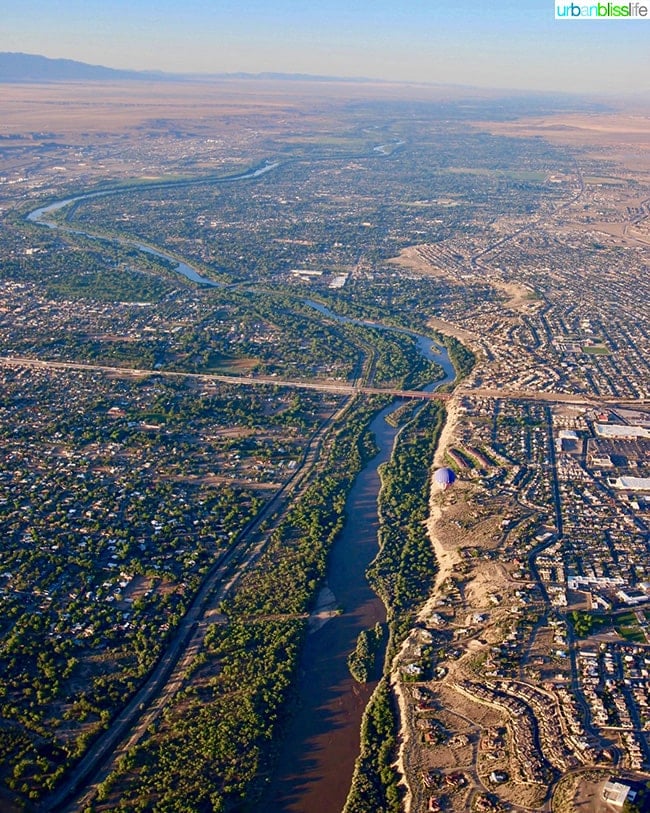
5, 355, 649, 411
0, 354, 450, 402
459, 385, 650, 408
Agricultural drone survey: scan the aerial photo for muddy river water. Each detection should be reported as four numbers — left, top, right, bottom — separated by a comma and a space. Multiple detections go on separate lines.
27, 178, 456, 813
265, 310, 455, 812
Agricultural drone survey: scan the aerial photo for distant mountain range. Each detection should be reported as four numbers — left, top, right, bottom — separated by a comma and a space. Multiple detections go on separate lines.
0, 52, 379, 84
0, 52, 168, 82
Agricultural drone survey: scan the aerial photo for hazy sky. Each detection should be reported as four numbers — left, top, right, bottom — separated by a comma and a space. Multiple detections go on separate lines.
3, 0, 649, 94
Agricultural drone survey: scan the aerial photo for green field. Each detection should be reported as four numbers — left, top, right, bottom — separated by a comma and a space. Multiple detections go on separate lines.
615, 611, 647, 643
584, 176, 626, 186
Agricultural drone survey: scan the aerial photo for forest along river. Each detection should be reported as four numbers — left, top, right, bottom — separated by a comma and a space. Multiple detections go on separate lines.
26, 161, 280, 287
264, 304, 455, 813
26, 171, 455, 811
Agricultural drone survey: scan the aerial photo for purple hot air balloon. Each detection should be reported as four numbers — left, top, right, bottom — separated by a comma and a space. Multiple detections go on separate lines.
434, 467, 456, 490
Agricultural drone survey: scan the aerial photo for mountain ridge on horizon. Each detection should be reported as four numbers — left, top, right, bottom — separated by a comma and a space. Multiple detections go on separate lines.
0, 51, 387, 85
0, 51, 628, 104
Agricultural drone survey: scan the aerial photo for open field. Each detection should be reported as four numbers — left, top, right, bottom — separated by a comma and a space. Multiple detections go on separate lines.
0, 79, 506, 141
478, 111, 650, 171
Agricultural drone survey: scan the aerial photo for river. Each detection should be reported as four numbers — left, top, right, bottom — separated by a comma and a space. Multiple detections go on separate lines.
25, 161, 455, 812
264, 311, 455, 813
305, 299, 456, 384
26, 161, 281, 288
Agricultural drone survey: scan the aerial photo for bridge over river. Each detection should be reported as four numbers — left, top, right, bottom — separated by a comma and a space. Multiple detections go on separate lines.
0, 355, 452, 401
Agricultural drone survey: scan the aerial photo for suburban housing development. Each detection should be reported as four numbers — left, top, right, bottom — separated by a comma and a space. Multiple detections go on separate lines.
0, 69, 649, 812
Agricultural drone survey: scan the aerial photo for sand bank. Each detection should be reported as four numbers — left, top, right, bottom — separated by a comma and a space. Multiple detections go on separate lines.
392, 397, 462, 811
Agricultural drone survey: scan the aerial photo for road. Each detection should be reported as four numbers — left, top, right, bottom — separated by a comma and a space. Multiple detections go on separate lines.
4, 355, 649, 410
43, 395, 352, 813
0, 354, 449, 403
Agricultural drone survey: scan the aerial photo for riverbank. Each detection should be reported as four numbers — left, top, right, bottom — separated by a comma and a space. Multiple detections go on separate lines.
427, 316, 478, 351
427, 398, 463, 594
263, 402, 398, 813
391, 396, 462, 812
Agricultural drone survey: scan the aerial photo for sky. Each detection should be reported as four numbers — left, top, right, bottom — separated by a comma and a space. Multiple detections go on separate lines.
2, 0, 649, 95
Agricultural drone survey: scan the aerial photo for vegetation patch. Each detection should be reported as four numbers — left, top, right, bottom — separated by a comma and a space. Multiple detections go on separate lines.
345, 401, 445, 810
343, 679, 402, 813
582, 344, 609, 355
441, 335, 475, 381
348, 623, 387, 684
569, 611, 610, 638
93, 397, 386, 811
46, 267, 172, 303
615, 614, 646, 643
368, 401, 445, 646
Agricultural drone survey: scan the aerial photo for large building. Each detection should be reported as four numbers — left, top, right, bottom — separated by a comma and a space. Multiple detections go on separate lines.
611, 476, 650, 491
602, 779, 637, 808
595, 423, 650, 440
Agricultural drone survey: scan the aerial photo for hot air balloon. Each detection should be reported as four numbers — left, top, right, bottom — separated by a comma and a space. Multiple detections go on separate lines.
434, 467, 456, 490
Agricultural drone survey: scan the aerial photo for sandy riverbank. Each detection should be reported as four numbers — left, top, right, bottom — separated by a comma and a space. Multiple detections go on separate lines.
427, 316, 478, 348
392, 398, 463, 812
427, 398, 463, 594
307, 584, 339, 633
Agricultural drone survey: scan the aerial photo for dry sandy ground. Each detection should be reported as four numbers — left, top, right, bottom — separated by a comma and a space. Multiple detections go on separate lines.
389, 245, 456, 279
391, 245, 537, 316
391, 396, 517, 810
307, 584, 339, 633
487, 279, 538, 312
427, 399, 464, 592
427, 316, 478, 347
477, 112, 650, 172
392, 399, 463, 812
0, 80, 512, 140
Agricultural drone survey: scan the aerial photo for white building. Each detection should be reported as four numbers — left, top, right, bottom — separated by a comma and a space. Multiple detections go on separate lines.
612, 477, 650, 491
595, 423, 650, 440
602, 779, 636, 808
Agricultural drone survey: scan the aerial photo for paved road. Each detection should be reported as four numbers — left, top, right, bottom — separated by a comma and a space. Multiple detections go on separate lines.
3, 355, 648, 409
0, 354, 449, 402
460, 385, 649, 407
42, 396, 351, 813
